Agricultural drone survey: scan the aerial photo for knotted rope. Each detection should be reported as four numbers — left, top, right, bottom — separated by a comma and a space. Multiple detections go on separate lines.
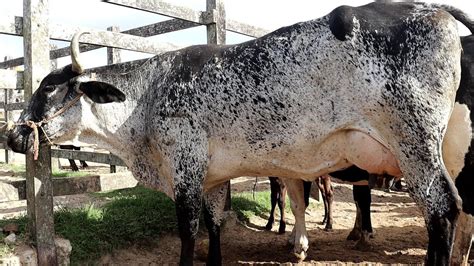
0, 93, 84, 160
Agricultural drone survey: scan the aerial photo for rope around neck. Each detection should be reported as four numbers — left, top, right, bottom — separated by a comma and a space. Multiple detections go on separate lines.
0, 93, 84, 160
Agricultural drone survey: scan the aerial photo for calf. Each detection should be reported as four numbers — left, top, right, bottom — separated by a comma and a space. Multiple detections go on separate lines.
6, 3, 466, 265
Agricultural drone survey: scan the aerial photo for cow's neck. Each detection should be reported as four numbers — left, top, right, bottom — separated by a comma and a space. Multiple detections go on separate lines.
78, 65, 153, 159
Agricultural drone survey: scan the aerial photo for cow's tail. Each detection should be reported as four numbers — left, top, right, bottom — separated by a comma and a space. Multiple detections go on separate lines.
435, 4, 474, 34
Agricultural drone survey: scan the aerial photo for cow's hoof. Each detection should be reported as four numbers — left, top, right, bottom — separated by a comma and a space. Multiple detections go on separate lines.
265, 221, 273, 231
278, 223, 286, 234
324, 227, 333, 232
353, 239, 372, 251
353, 231, 373, 251
293, 250, 307, 261
369, 230, 375, 238
346, 229, 361, 241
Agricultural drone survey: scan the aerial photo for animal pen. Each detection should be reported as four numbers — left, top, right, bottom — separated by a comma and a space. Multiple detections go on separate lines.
0, 0, 268, 263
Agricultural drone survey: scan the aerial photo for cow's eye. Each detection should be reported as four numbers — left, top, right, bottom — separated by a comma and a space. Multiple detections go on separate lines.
43, 85, 55, 93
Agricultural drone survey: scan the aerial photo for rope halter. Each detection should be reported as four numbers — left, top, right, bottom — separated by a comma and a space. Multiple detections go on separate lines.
0, 93, 84, 160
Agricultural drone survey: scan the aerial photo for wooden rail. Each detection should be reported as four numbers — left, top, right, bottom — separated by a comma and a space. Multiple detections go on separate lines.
51, 149, 126, 166
0, 1, 269, 263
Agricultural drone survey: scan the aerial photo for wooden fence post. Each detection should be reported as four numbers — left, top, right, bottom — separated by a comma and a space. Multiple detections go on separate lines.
23, 0, 57, 264
3, 56, 15, 164
107, 25, 121, 173
49, 44, 59, 172
206, 0, 231, 210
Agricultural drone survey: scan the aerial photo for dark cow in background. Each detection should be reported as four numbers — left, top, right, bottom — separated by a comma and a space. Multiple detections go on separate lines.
266, 177, 288, 234
6, 2, 468, 265
58, 144, 89, 171
266, 177, 327, 234
450, 34, 474, 265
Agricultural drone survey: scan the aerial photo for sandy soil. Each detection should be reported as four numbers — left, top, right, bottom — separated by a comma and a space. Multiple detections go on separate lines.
99, 177, 430, 265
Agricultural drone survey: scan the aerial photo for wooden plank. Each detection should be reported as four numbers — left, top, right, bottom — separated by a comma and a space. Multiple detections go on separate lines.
0, 15, 23, 36
107, 26, 122, 65
5, 102, 27, 111
0, 57, 25, 69
49, 25, 183, 54
51, 149, 126, 166
23, 0, 57, 264
104, 0, 209, 24
0, 19, 198, 69
0, 70, 23, 89
3, 87, 12, 163
206, 0, 225, 45
226, 19, 270, 38
107, 26, 121, 173
125, 19, 199, 37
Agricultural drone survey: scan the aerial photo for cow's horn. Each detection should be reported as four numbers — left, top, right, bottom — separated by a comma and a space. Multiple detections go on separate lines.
70, 31, 90, 74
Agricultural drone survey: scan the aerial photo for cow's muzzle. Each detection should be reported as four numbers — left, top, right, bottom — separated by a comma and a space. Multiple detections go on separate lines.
6, 124, 33, 154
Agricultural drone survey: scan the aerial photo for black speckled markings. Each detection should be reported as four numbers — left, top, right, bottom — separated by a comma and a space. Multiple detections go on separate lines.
6, 2, 466, 265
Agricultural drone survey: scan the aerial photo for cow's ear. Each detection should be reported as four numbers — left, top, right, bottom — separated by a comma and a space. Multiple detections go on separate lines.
78, 81, 126, 103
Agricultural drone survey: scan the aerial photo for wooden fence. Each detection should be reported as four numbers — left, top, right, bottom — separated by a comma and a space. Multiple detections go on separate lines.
0, 0, 269, 264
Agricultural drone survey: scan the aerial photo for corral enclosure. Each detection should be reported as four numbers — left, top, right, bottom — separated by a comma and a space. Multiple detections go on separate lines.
0, 0, 473, 265
0, 0, 270, 264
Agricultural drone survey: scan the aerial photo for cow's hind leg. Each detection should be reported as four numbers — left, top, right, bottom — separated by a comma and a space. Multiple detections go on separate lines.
285, 179, 309, 261
266, 177, 279, 231
352, 185, 373, 251
322, 176, 334, 231
317, 177, 328, 225
401, 155, 461, 265
203, 183, 228, 266
347, 201, 362, 241
277, 180, 287, 234
68, 159, 79, 171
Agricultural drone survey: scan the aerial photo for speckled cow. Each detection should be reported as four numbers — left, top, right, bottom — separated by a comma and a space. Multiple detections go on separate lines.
6, 2, 466, 265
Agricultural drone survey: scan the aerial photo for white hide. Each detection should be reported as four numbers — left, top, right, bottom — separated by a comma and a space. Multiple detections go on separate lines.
443, 103, 472, 179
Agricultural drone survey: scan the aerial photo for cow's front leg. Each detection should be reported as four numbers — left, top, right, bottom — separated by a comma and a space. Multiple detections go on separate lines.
168, 128, 209, 266
285, 178, 309, 261
202, 182, 228, 266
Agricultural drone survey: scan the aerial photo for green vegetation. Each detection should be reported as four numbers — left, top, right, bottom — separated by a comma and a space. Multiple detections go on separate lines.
54, 186, 177, 263
0, 244, 14, 260
0, 163, 90, 178
0, 163, 25, 176
231, 190, 290, 222
0, 186, 307, 264
52, 170, 91, 178
0, 216, 28, 259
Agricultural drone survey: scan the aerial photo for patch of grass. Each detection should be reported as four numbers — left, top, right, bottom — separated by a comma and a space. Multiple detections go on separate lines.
231, 190, 291, 222
0, 186, 318, 264
0, 243, 14, 259
0, 163, 26, 176
0, 216, 28, 258
52, 170, 91, 178
0, 163, 90, 178
53, 186, 176, 263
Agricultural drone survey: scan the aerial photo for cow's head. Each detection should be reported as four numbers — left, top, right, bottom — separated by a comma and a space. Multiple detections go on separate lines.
7, 32, 126, 154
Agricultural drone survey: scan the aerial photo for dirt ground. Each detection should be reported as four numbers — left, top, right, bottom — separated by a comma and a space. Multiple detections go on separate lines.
99, 177, 430, 265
